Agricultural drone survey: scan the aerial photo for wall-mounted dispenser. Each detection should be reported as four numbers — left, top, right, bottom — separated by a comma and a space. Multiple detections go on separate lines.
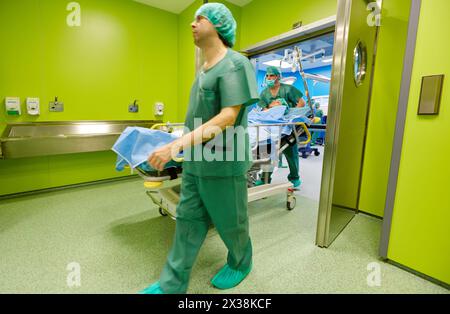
5, 97, 21, 116
26, 97, 40, 115
155, 102, 164, 116
49, 97, 64, 112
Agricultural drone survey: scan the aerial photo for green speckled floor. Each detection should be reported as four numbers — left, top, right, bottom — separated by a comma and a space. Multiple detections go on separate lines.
0, 178, 447, 294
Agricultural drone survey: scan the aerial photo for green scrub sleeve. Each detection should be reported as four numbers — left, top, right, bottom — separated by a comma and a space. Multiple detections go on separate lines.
257, 90, 269, 109
257, 99, 268, 109
288, 86, 304, 105
218, 64, 259, 108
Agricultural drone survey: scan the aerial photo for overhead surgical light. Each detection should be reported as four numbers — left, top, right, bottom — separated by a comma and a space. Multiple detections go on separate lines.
304, 73, 331, 83
280, 76, 297, 85
263, 59, 291, 69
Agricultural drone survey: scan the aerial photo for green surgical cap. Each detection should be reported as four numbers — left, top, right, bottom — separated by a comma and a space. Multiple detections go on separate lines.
195, 3, 237, 48
266, 66, 281, 76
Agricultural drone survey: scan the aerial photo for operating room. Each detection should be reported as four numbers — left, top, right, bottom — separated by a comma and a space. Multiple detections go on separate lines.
0, 0, 448, 294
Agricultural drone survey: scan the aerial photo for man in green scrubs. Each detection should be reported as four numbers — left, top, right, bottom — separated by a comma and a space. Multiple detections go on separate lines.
311, 101, 324, 145
255, 66, 305, 188
140, 3, 259, 294
314, 101, 324, 119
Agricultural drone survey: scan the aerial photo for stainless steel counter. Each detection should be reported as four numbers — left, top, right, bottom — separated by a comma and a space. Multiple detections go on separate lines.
0, 120, 161, 159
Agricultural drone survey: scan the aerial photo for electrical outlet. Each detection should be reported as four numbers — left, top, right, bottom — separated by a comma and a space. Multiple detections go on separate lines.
129, 100, 139, 113
49, 97, 64, 112
155, 102, 164, 116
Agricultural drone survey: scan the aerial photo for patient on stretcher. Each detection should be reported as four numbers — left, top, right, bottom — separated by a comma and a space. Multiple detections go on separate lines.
247, 105, 311, 148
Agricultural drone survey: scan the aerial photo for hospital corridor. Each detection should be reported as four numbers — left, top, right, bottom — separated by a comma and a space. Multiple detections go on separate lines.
0, 0, 449, 296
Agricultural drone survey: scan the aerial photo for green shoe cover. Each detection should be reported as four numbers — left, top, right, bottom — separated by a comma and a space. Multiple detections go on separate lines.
139, 281, 164, 294
290, 179, 301, 188
254, 180, 265, 186
211, 264, 252, 290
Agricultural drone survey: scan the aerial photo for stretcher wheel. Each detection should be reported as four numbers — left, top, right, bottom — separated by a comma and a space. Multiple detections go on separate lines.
287, 197, 296, 211
159, 207, 168, 216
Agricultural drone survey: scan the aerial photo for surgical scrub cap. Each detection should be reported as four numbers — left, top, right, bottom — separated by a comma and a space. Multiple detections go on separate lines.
195, 3, 237, 48
266, 66, 281, 76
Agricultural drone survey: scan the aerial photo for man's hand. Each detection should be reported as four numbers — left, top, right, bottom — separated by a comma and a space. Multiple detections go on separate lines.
148, 141, 181, 171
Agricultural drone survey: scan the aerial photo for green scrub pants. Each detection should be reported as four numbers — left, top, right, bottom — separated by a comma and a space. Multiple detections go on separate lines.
159, 173, 253, 294
262, 144, 300, 183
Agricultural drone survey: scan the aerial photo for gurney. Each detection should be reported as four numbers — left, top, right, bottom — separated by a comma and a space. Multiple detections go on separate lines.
113, 114, 324, 220
246, 106, 326, 182
140, 123, 309, 219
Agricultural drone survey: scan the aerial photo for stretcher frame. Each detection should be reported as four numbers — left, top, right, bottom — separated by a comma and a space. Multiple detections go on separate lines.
136, 121, 322, 220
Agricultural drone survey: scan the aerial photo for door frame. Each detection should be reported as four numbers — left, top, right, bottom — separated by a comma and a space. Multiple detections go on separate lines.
379, 0, 422, 259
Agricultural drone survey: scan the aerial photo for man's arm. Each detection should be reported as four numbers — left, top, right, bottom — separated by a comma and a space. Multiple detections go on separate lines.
296, 98, 306, 108
148, 105, 242, 171
265, 100, 282, 111
257, 98, 269, 111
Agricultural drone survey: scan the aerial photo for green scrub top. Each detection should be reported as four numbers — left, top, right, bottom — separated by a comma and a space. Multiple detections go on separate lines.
258, 83, 304, 109
183, 48, 259, 177
315, 109, 324, 118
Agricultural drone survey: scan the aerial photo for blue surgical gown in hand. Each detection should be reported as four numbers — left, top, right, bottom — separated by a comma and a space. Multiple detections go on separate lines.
112, 127, 182, 172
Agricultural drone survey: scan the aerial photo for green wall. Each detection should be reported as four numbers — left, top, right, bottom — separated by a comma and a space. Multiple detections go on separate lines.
359, 0, 412, 217
0, 0, 338, 196
240, 0, 337, 49
177, 0, 203, 123
177, 0, 242, 122
387, 0, 450, 284
0, 0, 178, 195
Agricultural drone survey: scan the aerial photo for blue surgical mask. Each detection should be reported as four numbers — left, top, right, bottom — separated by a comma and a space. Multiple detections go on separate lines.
266, 79, 276, 87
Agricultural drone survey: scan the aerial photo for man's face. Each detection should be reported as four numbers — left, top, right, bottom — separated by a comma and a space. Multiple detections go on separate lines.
266, 74, 279, 82
191, 16, 216, 47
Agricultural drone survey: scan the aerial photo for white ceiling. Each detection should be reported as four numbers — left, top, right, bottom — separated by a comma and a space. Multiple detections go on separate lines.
133, 0, 253, 14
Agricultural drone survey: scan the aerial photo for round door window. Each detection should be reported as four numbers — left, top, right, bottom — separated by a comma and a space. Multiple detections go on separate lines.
353, 40, 367, 87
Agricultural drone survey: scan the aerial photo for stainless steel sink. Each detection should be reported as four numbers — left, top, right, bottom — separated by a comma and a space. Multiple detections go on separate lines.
0, 120, 161, 159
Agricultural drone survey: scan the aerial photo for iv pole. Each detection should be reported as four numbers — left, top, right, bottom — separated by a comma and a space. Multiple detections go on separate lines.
294, 46, 314, 118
